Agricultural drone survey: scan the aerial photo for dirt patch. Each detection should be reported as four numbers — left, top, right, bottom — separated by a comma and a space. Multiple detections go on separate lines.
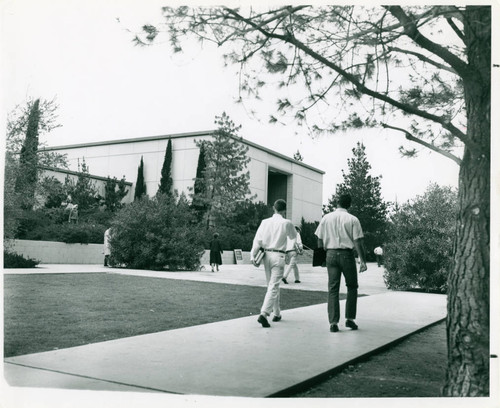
293, 321, 447, 398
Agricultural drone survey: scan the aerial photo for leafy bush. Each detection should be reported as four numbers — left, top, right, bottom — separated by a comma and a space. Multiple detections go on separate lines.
109, 194, 205, 271
4, 250, 40, 268
383, 184, 457, 293
205, 200, 273, 250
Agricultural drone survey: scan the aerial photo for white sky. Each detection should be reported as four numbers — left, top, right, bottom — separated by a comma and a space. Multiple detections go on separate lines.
1, 0, 461, 204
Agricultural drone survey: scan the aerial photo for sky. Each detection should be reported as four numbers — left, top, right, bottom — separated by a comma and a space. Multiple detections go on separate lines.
1, 0, 462, 205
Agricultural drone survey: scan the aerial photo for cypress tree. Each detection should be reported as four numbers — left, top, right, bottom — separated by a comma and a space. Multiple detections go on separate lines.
15, 99, 41, 209
191, 142, 207, 219
134, 156, 147, 200
157, 138, 173, 196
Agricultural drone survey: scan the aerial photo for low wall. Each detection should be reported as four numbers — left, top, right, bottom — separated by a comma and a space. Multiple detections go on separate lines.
7, 240, 105, 264
6, 240, 253, 265
6, 240, 312, 266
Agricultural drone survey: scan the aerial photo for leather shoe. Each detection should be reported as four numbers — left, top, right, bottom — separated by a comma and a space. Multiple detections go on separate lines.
281, 278, 288, 284
295, 280, 301, 283
272, 315, 282, 322
346, 320, 358, 330
330, 324, 339, 332
258, 314, 270, 328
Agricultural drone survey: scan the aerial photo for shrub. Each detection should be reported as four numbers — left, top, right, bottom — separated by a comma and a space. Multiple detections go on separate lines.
383, 184, 457, 293
4, 250, 40, 268
110, 194, 205, 271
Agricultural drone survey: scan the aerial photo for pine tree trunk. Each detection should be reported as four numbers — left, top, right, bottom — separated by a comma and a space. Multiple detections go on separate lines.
442, 6, 490, 396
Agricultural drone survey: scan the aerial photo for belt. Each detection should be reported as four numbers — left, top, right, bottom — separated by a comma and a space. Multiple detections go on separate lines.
265, 249, 286, 254
285, 250, 297, 253
328, 248, 353, 251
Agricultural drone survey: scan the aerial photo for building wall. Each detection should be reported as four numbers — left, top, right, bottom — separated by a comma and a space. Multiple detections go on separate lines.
44, 132, 324, 224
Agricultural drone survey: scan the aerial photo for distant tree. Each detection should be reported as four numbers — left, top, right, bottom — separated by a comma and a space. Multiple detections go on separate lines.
293, 150, 304, 161
134, 156, 147, 200
14, 99, 41, 209
191, 141, 208, 219
64, 158, 101, 212
104, 176, 129, 212
192, 113, 252, 228
324, 142, 389, 259
6, 97, 66, 169
157, 138, 173, 196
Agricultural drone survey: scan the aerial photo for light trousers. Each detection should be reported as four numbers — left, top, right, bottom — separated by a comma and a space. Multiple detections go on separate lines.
284, 250, 300, 280
260, 251, 286, 317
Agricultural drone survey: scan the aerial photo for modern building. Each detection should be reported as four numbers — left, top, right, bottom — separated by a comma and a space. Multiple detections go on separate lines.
43, 131, 325, 224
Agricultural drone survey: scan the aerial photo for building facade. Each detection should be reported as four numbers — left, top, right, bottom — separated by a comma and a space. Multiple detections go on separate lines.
43, 131, 324, 224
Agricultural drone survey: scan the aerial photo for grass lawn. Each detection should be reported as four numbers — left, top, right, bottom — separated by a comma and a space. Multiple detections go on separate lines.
4, 273, 331, 357
292, 321, 447, 397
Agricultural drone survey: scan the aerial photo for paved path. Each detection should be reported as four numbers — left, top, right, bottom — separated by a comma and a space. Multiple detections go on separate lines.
3, 263, 445, 398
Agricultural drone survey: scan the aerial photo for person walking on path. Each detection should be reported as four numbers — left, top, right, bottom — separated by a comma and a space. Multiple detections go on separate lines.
374, 246, 384, 267
103, 227, 112, 267
251, 199, 297, 328
282, 225, 303, 284
209, 233, 223, 272
315, 194, 367, 333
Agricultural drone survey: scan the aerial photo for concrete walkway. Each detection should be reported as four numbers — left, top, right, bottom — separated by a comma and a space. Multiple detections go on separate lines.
3, 263, 446, 398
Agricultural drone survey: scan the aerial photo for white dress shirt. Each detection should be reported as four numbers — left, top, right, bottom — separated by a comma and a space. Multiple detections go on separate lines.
251, 214, 297, 258
315, 208, 364, 249
286, 232, 303, 252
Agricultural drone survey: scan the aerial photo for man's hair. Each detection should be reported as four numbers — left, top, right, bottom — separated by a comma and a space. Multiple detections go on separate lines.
273, 199, 287, 213
338, 194, 352, 209
213, 233, 219, 239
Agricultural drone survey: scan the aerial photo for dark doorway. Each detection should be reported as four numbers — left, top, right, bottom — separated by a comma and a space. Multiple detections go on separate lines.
268, 170, 288, 205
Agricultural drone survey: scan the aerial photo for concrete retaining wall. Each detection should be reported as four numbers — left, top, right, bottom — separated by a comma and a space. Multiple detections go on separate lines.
6, 240, 253, 265
6, 240, 313, 266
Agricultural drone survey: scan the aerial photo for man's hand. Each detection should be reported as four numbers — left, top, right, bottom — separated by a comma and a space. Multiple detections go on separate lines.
359, 261, 367, 273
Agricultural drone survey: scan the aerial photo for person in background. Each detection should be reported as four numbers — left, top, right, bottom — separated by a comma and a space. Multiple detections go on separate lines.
374, 246, 384, 267
103, 227, 112, 267
209, 232, 223, 272
315, 194, 367, 333
68, 204, 78, 224
282, 225, 303, 284
251, 199, 297, 328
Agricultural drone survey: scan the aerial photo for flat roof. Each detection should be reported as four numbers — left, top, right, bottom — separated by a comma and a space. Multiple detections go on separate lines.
40, 165, 133, 185
42, 131, 325, 175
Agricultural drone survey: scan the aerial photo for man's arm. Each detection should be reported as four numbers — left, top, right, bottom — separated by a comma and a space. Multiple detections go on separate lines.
353, 238, 367, 272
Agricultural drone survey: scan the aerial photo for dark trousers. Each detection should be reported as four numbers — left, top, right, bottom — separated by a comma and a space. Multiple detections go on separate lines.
326, 249, 359, 324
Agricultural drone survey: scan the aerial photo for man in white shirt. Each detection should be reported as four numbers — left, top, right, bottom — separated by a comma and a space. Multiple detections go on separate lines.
315, 194, 367, 333
251, 199, 297, 328
282, 226, 304, 284
374, 246, 384, 267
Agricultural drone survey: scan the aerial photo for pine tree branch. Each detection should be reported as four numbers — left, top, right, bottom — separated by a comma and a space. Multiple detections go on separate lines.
381, 123, 462, 165
384, 6, 471, 78
446, 17, 466, 44
386, 46, 457, 74
223, 8, 470, 146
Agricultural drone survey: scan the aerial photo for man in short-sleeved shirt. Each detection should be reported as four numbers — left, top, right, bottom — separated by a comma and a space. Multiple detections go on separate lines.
251, 199, 297, 328
315, 194, 367, 332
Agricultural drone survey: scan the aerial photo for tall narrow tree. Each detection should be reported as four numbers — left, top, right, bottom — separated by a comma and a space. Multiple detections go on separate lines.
134, 156, 147, 200
324, 142, 389, 258
191, 113, 252, 228
15, 99, 41, 209
157, 138, 173, 196
191, 141, 208, 219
